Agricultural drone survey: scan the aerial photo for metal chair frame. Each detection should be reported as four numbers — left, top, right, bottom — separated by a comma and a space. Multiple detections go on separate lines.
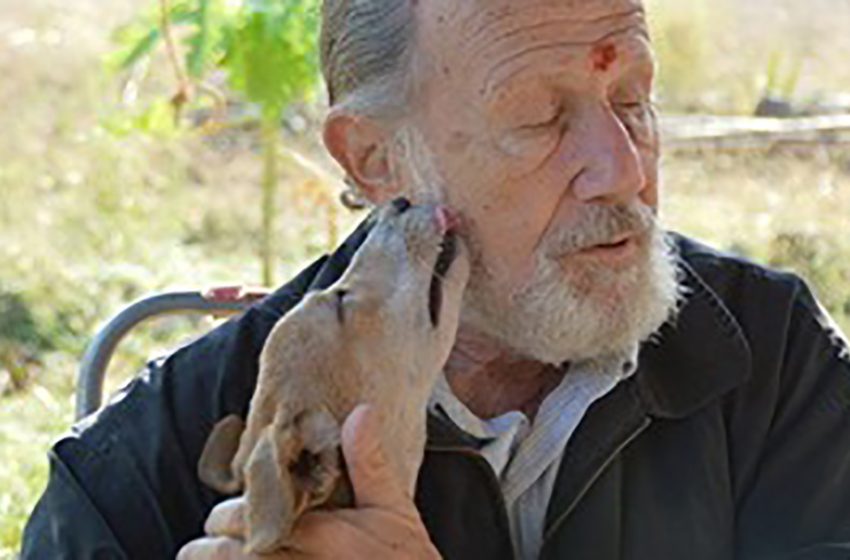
75, 287, 267, 420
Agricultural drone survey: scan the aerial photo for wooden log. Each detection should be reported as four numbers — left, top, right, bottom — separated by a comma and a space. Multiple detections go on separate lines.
660, 113, 850, 151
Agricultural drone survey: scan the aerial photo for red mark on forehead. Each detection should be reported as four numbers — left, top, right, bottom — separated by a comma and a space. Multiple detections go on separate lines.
591, 43, 618, 72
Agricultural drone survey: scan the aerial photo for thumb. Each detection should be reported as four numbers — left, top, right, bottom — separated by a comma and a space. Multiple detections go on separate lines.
203, 496, 246, 538
341, 404, 410, 511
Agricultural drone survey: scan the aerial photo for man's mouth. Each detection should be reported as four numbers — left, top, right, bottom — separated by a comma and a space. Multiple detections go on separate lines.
592, 234, 633, 249
428, 230, 458, 327
571, 232, 641, 265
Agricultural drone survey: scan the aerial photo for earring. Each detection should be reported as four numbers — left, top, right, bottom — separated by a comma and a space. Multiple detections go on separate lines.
340, 176, 369, 210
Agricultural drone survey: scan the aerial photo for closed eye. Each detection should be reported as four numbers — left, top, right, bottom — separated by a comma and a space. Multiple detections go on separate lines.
612, 99, 655, 113
519, 111, 561, 131
614, 102, 641, 110
335, 289, 348, 323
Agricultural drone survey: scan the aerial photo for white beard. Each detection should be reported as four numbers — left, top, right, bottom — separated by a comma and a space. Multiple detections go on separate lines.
393, 125, 683, 365
462, 206, 682, 365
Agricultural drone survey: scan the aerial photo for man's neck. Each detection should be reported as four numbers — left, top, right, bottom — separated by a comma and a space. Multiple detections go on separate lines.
443, 325, 566, 421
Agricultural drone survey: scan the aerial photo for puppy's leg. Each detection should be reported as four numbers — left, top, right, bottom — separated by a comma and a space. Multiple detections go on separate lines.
244, 407, 345, 554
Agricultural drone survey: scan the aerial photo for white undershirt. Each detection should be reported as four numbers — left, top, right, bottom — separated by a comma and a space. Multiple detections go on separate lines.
428, 347, 637, 559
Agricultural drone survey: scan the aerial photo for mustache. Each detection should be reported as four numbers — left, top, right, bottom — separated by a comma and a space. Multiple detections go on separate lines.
541, 202, 656, 256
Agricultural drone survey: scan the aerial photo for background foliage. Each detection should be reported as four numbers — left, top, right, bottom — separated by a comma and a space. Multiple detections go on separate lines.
1, 0, 850, 555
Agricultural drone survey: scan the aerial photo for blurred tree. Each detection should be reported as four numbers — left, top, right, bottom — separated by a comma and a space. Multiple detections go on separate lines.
109, 0, 321, 286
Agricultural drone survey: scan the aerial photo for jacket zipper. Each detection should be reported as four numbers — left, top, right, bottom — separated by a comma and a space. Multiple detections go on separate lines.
542, 416, 652, 544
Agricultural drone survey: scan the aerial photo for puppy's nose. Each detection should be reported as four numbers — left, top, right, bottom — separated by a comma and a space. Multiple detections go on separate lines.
391, 197, 412, 214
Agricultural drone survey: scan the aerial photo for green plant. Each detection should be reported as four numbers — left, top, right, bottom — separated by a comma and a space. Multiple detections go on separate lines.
764, 51, 804, 99
110, 0, 322, 286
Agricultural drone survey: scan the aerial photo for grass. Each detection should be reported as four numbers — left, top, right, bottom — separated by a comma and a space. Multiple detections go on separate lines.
662, 146, 850, 335
647, 0, 850, 114
1, 0, 850, 557
0, 370, 74, 554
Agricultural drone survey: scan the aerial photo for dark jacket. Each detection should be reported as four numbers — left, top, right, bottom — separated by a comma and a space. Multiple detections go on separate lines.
21, 220, 850, 560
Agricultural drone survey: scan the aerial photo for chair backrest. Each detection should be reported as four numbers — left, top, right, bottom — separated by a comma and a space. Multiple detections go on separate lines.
76, 287, 268, 420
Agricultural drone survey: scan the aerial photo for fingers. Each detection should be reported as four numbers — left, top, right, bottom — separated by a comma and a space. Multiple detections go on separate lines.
177, 537, 248, 560
204, 497, 247, 539
186, 405, 430, 560
331, 508, 438, 553
341, 404, 409, 511
177, 536, 308, 560
288, 510, 389, 558
181, 498, 305, 560
291, 510, 441, 560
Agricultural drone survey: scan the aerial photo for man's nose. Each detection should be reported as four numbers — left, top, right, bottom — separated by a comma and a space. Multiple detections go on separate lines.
569, 106, 646, 204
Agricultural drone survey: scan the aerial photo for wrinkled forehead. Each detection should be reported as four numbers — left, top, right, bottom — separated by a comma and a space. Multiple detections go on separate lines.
419, 0, 647, 44
416, 0, 650, 95
424, 0, 645, 28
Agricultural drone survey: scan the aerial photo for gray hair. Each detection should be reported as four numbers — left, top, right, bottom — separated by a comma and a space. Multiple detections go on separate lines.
320, 0, 417, 120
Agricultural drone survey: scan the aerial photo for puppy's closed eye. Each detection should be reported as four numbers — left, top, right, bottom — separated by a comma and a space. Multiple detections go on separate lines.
335, 289, 348, 323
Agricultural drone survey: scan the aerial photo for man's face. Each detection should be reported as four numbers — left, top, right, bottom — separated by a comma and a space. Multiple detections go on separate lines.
392, 0, 678, 363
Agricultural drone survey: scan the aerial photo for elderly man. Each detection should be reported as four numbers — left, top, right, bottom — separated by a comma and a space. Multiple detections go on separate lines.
22, 0, 850, 558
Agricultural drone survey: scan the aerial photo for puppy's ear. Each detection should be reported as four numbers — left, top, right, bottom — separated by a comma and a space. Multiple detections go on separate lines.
323, 109, 401, 205
243, 424, 303, 553
198, 414, 245, 495
243, 408, 343, 554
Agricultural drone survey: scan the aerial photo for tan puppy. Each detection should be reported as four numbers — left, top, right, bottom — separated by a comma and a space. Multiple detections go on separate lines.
198, 199, 470, 553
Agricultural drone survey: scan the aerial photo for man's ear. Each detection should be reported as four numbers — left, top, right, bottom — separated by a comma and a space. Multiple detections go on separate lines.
323, 109, 401, 205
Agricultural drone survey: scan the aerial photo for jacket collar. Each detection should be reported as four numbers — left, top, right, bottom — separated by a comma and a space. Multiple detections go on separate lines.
541, 253, 754, 542
634, 255, 752, 419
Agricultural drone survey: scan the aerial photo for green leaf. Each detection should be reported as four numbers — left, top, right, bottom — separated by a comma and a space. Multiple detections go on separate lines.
185, 0, 237, 78
186, 0, 212, 77
109, 0, 321, 120
108, 10, 200, 72
224, 0, 321, 118
113, 28, 161, 70
135, 99, 181, 136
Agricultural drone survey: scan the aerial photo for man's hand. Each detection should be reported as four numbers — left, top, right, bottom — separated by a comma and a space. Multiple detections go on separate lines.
177, 405, 441, 559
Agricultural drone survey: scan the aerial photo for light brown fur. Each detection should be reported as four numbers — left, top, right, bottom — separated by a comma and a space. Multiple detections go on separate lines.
198, 202, 470, 554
